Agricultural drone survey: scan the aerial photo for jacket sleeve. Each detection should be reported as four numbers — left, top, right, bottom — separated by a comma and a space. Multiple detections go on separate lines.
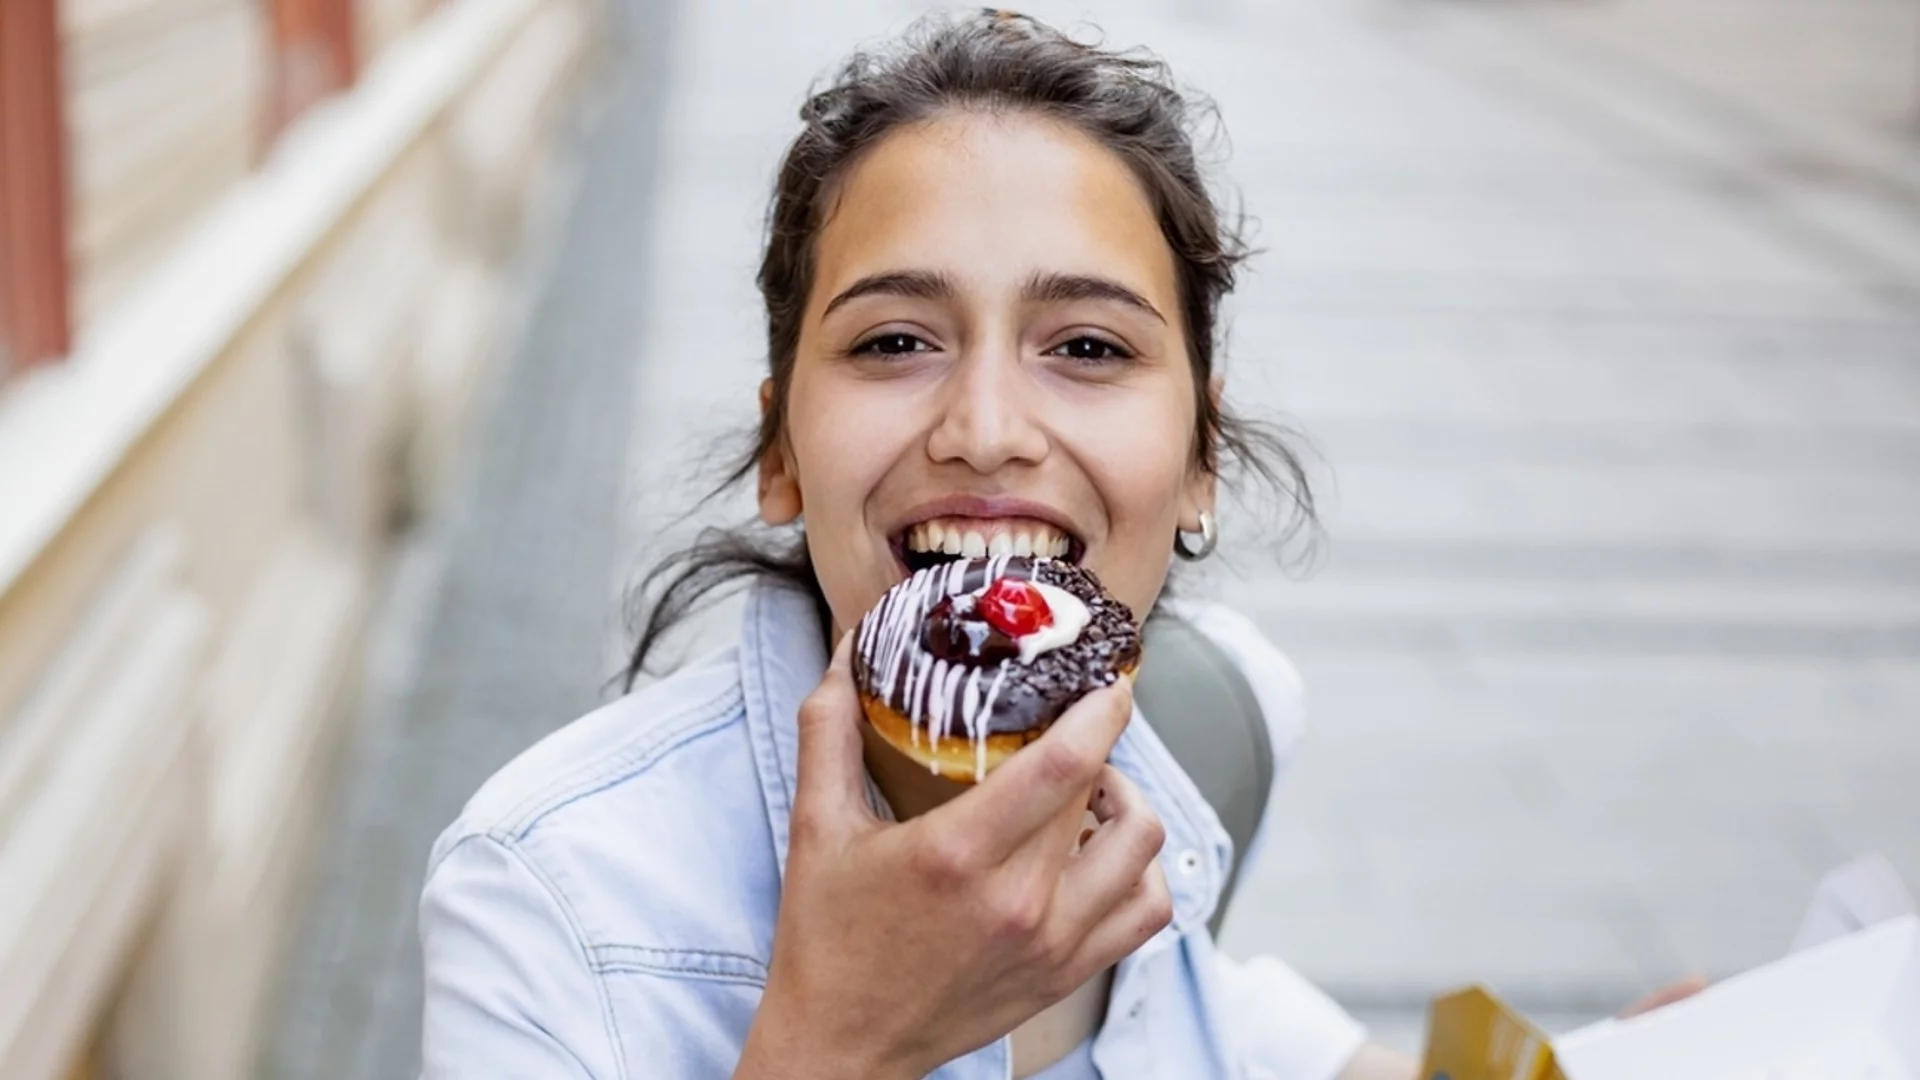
420, 832, 621, 1079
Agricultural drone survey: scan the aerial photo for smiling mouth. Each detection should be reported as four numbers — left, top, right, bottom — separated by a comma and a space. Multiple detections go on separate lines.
892, 517, 1084, 574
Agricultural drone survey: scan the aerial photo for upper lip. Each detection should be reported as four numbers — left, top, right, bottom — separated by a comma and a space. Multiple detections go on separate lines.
892, 495, 1082, 542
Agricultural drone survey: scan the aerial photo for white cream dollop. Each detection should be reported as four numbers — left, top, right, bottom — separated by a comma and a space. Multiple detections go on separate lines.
1015, 581, 1090, 663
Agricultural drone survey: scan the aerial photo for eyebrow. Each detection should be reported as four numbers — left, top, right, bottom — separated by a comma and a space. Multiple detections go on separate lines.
820, 268, 1168, 325
821, 270, 956, 318
1023, 272, 1166, 324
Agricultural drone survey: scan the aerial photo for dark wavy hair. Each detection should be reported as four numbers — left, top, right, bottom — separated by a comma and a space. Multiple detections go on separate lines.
624, 10, 1313, 687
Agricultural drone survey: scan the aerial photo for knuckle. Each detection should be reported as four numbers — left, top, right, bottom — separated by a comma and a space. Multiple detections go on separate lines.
802, 676, 848, 718
989, 884, 1048, 940
796, 688, 839, 726
1033, 741, 1088, 790
1143, 876, 1174, 931
1113, 811, 1165, 866
916, 826, 980, 882
1041, 930, 1075, 970
1148, 888, 1174, 929
788, 805, 829, 849
1138, 813, 1167, 855
1025, 926, 1067, 972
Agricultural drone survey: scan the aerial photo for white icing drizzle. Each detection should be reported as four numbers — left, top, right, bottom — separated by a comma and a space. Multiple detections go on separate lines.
860, 553, 1080, 779
960, 666, 984, 779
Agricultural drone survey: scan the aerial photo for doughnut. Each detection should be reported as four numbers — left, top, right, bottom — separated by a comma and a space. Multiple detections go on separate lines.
852, 555, 1141, 782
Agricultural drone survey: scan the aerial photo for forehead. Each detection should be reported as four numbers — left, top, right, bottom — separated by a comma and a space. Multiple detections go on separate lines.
811, 110, 1179, 307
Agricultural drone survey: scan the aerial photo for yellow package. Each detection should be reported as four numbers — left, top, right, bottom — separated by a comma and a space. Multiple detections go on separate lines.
1419, 987, 1565, 1080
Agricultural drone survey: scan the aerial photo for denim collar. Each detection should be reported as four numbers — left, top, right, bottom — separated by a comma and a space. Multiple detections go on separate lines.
738, 577, 1230, 936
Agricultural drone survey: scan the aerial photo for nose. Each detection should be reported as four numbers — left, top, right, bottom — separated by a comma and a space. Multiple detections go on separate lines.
925, 343, 1049, 474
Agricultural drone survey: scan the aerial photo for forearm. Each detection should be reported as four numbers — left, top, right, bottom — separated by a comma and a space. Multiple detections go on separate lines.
1338, 1043, 1420, 1080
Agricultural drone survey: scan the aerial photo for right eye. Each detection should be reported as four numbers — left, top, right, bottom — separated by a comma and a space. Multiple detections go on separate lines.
851, 332, 933, 356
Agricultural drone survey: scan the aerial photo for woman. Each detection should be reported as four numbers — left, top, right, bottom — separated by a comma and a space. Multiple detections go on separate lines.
421, 12, 1419, 1078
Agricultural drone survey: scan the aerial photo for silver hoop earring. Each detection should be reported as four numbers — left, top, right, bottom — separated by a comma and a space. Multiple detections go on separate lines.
1174, 509, 1217, 561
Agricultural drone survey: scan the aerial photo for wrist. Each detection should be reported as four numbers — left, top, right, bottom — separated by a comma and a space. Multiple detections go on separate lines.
738, 985, 918, 1080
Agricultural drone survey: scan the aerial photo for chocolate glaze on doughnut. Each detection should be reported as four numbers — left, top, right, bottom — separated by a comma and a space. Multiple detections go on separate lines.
853, 556, 1140, 777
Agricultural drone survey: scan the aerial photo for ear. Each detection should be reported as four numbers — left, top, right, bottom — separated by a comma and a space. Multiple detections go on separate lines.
1181, 375, 1223, 531
757, 378, 803, 525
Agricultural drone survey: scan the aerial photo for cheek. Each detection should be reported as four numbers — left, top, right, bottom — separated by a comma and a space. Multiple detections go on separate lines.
785, 370, 901, 511
1070, 386, 1195, 530
783, 365, 926, 629
1058, 380, 1196, 612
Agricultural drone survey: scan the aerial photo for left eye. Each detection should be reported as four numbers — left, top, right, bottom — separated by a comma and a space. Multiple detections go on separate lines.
1049, 336, 1131, 362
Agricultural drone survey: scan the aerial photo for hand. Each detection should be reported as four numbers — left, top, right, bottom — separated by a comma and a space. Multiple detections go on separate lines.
734, 635, 1172, 1080
1620, 974, 1709, 1018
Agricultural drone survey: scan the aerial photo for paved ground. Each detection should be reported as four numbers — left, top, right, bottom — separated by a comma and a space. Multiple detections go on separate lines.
1508, 0, 1920, 139
1176, 0, 1920, 1047
269, 0, 1920, 1069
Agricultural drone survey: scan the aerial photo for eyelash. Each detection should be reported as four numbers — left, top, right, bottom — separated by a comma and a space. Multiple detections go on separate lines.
847, 333, 1135, 363
1048, 335, 1134, 363
849, 332, 933, 356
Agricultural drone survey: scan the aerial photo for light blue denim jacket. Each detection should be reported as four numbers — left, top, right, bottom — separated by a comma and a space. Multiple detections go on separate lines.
420, 579, 1365, 1079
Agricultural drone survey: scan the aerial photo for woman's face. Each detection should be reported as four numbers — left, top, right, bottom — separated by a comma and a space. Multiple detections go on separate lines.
760, 110, 1212, 636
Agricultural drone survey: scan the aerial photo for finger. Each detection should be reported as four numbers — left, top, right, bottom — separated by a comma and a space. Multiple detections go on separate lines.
1620, 974, 1709, 1018
792, 633, 873, 835
941, 679, 1134, 864
1086, 763, 1135, 826
1063, 859, 1172, 984
1055, 768, 1165, 930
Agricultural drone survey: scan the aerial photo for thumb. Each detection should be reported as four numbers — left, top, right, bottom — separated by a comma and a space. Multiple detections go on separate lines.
792, 632, 874, 834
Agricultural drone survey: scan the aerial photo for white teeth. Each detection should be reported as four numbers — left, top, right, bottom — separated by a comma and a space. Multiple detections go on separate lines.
901, 518, 1074, 560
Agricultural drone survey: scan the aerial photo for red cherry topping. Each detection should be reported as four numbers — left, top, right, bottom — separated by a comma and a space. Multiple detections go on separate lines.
977, 577, 1053, 638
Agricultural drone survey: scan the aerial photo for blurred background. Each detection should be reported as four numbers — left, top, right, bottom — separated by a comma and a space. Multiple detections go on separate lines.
2, 0, 1918, 1075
